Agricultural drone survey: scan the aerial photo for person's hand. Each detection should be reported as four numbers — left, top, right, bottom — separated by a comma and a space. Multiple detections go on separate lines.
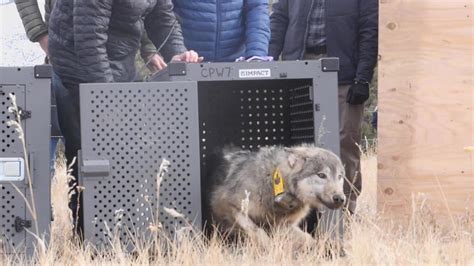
38, 34, 49, 55
146, 54, 167, 72
171, 50, 203, 63
346, 81, 370, 105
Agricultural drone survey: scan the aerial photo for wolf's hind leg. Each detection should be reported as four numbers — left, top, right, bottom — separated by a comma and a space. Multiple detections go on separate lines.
234, 211, 270, 245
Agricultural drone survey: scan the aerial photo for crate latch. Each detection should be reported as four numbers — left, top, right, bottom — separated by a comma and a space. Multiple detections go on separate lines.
15, 217, 31, 232
168, 62, 187, 76
321, 58, 340, 72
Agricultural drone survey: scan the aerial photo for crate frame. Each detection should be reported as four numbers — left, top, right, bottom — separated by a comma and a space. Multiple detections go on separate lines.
79, 59, 342, 247
0, 66, 52, 255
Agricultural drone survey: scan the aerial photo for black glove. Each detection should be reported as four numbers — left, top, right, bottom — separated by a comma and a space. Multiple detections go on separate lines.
346, 81, 370, 105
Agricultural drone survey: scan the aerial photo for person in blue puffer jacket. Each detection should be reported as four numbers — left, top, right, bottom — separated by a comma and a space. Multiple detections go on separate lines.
172, 0, 270, 62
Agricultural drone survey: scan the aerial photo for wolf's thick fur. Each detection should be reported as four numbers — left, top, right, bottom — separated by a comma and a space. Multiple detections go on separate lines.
210, 143, 346, 243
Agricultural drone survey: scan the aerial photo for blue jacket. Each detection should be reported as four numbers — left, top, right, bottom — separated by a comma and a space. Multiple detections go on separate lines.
269, 0, 378, 84
173, 0, 270, 62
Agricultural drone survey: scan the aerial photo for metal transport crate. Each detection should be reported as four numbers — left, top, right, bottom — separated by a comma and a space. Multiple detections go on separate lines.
0, 66, 52, 255
79, 59, 342, 247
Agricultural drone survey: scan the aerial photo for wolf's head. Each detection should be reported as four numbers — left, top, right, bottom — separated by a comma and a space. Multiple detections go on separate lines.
283, 144, 346, 210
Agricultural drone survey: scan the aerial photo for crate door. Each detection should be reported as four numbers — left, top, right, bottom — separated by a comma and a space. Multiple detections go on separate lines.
311, 62, 343, 240
79, 81, 201, 248
0, 86, 27, 253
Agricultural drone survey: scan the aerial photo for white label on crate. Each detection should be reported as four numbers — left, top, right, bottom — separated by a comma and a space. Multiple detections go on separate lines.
238, 69, 271, 79
0, 158, 24, 181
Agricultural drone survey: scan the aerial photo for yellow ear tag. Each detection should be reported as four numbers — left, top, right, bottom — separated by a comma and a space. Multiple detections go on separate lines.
272, 168, 285, 196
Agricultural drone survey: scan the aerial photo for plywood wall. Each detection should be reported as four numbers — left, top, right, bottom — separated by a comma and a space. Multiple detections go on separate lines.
378, 0, 473, 223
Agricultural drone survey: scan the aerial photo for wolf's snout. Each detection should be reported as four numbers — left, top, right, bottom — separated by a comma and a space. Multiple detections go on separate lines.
332, 194, 346, 206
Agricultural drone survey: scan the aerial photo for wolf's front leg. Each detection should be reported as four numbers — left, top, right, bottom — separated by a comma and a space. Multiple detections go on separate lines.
234, 211, 271, 245
278, 222, 315, 250
290, 223, 314, 244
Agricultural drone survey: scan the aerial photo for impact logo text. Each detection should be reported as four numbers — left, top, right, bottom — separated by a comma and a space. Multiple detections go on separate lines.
238, 69, 271, 79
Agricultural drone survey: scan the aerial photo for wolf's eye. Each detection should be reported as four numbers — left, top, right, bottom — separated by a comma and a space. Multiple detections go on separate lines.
317, 173, 327, 179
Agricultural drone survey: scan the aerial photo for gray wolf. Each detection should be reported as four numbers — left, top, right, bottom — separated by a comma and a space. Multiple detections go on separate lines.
210, 143, 345, 243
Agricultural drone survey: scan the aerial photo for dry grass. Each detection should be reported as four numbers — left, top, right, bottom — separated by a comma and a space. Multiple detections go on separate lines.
1, 147, 473, 265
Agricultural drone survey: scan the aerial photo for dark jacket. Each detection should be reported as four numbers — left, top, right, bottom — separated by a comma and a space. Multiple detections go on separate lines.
14, 0, 157, 59
48, 0, 185, 85
173, 0, 270, 62
269, 0, 378, 84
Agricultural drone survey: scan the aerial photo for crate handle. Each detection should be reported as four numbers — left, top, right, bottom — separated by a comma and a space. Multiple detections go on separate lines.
81, 159, 110, 178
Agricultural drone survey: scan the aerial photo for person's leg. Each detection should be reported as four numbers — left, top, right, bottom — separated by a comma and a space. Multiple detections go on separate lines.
50, 81, 63, 177
52, 73, 83, 237
338, 85, 364, 214
371, 107, 378, 130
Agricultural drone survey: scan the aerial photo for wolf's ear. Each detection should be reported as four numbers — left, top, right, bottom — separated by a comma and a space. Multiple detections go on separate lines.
288, 153, 298, 168
286, 150, 306, 171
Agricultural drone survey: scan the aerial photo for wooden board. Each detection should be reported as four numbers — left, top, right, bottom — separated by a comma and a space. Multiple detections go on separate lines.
378, 0, 473, 223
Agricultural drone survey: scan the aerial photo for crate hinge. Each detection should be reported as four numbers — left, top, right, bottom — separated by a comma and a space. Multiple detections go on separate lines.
17, 106, 32, 120
15, 216, 32, 232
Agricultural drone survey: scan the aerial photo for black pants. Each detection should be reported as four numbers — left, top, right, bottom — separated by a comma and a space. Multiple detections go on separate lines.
52, 73, 83, 237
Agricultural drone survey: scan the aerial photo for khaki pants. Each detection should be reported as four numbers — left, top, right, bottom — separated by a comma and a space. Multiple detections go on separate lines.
304, 53, 364, 213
